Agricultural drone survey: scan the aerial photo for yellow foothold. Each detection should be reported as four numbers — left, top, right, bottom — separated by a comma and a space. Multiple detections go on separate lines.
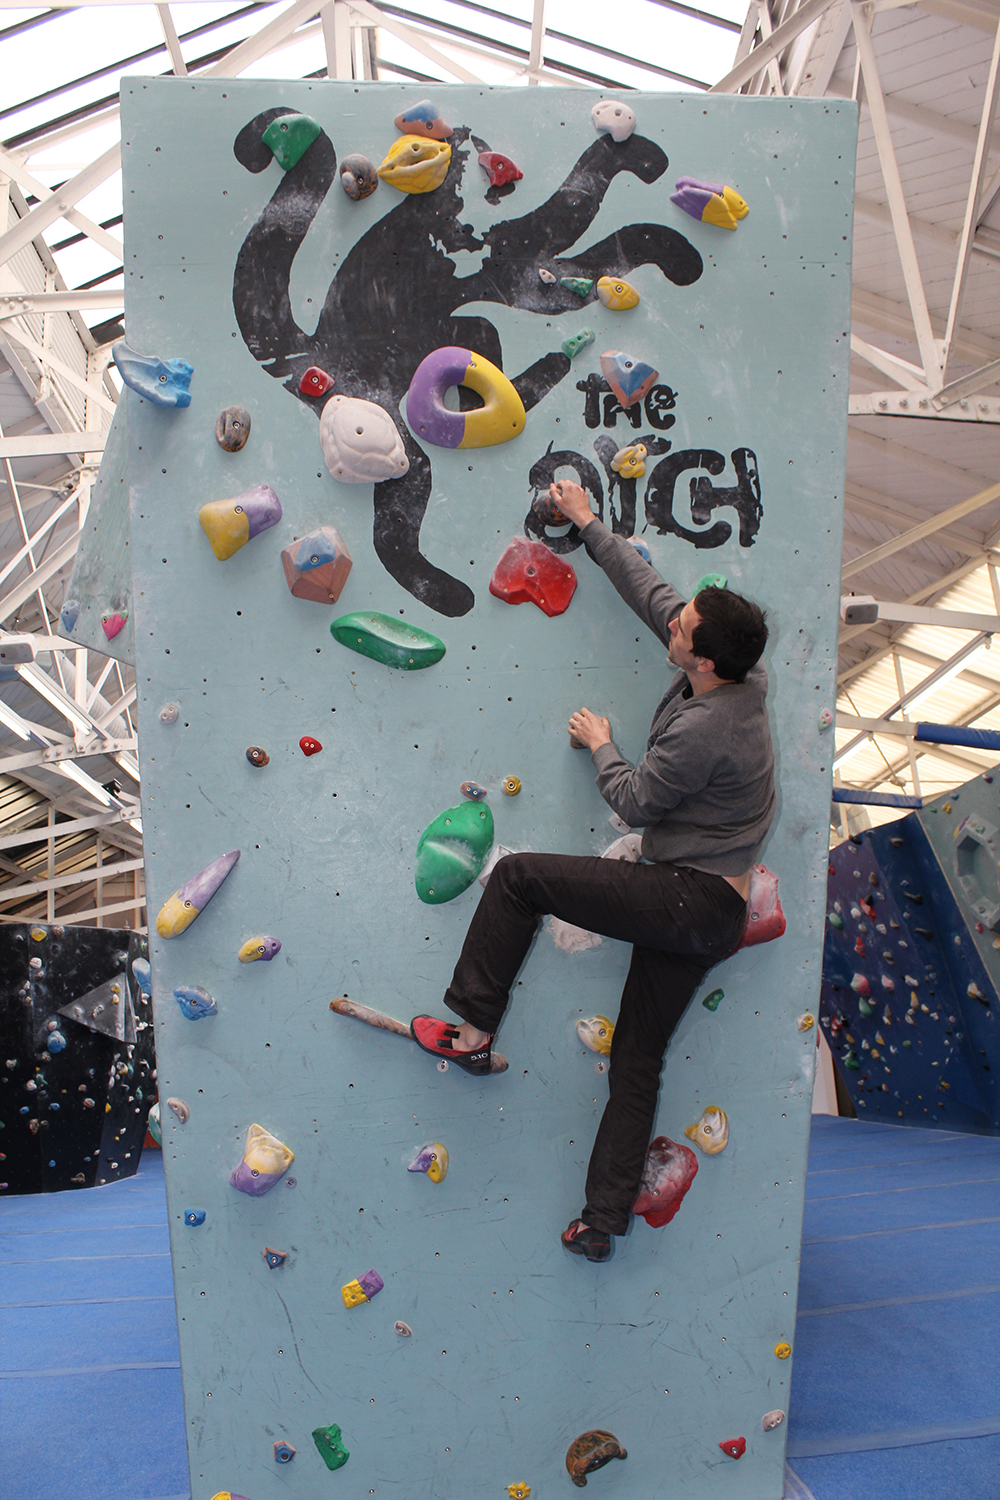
577, 1016, 615, 1056
502, 776, 521, 796
684, 1105, 729, 1155
596, 275, 640, 311
943, 801, 952, 813
610, 443, 647, 479
721, 184, 749, 220
377, 134, 451, 194
341, 1279, 369, 1308
774, 1341, 791, 1359
797, 1013, 815, 1032
508, 1485, 532, 1499
30, 927, 46, 941
426, 1144, 449, 1183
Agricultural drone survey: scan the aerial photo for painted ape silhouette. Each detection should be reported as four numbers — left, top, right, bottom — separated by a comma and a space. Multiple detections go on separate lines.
233, 111, 702, 617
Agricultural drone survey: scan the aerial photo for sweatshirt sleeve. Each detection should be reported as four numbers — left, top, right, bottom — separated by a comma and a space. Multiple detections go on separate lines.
590, 705, 714, 827
579, 517, 685, 650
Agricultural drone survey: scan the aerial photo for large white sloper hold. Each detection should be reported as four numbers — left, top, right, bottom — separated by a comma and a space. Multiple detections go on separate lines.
591, 100, 637, 143
319, 394, 410, 483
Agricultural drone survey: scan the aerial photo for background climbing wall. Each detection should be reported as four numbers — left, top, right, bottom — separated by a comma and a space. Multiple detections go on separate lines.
122, 81, 855, 1500
822, 769, 1000, 1133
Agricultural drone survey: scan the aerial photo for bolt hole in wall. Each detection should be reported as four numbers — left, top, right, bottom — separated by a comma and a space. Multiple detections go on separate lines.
121, 81, 853, 1499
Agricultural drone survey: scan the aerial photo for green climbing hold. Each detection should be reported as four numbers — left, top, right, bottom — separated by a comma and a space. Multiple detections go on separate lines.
693, 572, 727, 594
560, 277, 593, 298
858, 997, 873, 1017
312, 1422, 350, 1472
562, 329, 595, 360
416, 801, 494, 904
262, 112, 322, 171
827, 911, 844, 929
330, 612, 446, 671
843, 1051, 860, 1070
702, 988, 724, 1012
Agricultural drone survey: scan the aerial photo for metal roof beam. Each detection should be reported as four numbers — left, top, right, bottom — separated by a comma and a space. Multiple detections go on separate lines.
0, 809, 136, 852
0, 145, 122, 268
710, 0, 840, 93
847, 426, 995, 492
842, 476, 1000, 579
852, 287, 1000, 368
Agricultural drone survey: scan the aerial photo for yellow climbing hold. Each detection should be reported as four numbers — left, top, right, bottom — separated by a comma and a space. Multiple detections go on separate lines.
684, 1105, 729, 1155
797, 1013, 815, 1032
342, 1278, 369, 1308
943, 801, 952, 813
377, 135, 451, 193
774, 1342, 791, 1359
596, 276, 640, 311
702, 184, 749, 229
30, 927, 46, 941
508, 1485, 532, 1499
502, 776, 521, 796
610, 443, 647, 479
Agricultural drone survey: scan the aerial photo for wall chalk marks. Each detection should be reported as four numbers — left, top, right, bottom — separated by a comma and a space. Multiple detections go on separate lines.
123, 80, 855, 1499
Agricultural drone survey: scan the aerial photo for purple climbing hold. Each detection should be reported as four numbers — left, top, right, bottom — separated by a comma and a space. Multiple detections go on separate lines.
358, 1268, 384, 1298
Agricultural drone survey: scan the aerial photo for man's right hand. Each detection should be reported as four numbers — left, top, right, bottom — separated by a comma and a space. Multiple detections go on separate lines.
549, 480, 595, 531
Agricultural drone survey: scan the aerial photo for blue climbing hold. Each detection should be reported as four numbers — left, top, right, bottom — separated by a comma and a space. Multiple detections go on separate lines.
133, 957, 151, 996
173, 985, 217, 1020
184, 1208, 206, 1226
60, 599, 80, 632
627, 538, 652, 563
46, 1031, 66, 1053
112, 341, 193, 408
296, 530, 341, 572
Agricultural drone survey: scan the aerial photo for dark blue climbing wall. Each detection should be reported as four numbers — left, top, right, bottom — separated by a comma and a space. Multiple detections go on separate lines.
821, 770, 1000, 1133
0, 922, 154, 1194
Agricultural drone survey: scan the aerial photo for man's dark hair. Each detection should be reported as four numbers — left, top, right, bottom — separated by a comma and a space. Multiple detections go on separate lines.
690, 587, 768, 684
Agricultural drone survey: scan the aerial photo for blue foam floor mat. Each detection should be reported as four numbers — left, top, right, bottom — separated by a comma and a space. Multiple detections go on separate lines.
3, 1119, 998, 1500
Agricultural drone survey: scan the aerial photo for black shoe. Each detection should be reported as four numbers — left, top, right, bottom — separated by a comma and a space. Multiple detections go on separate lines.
561, 1218, 612, 1262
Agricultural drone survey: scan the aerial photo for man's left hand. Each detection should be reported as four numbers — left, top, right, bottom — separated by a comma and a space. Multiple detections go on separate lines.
569, 707, 612, 751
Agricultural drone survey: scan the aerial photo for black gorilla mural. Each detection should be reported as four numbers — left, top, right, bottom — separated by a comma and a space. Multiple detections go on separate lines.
233, 111, 703, 618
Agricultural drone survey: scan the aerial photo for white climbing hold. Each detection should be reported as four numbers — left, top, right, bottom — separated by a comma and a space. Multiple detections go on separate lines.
319, 394, 410, 484
591, 100, 637, 143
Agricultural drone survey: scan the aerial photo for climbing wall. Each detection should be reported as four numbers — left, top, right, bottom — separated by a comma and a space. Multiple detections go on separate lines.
59, 403, 135, 663
121, 81, 855, 1500
0, 921, 153, 1194
822, 769, 1000, 1133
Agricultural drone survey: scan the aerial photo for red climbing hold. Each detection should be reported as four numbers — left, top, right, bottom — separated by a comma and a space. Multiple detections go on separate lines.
855, 936, 866, 955
860, 897, 876, 920
850, 973, 870, 997
631, 1136, 698, 1228
489, 536, 577, 617
299, 366, 334, 398
719, 1437, 746, 1460
478, 151, 523, 187
736, 864, 786, 949
299, 737, 323, 756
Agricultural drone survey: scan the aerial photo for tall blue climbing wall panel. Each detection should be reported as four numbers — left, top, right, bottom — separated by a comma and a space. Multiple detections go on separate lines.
822, 768, 1000, 1133
122, 81, 855, 1500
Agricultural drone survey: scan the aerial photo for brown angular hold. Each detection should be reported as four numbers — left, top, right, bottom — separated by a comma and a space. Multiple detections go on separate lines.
566, 1431, 627, 1487
281, 526, 353, 605
246, 746, 269, 767
215, 405, 251, 451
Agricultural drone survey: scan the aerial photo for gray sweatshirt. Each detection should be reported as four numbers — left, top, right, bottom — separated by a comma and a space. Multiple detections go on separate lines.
581, 519, 776, 878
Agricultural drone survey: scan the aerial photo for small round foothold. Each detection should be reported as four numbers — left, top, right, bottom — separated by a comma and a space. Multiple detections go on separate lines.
274, 1441, 296, 1464
595, 1060, 607, 1074
502, 776, 521, 796
285, 1176, 296, 1188
299, 736, 323, 756
215, 405, 251, 451
395, 1320, 412, 1336
762, 1409, 785, 1432
797, 1013, 815, 1032
184, 1208, 206, 1226
818, 707, 834, 731
507, 1485, 531, 1499
246, 746, 269, 767
774, 1341, 791, 1359
298, 366, 335, 398
437, 1059, 449, 1072
719, 1437, 746, 1460
340, 153, 379, 200
158, 702, 180, 724
460, 780, 487, 800
538, 267, 557, 284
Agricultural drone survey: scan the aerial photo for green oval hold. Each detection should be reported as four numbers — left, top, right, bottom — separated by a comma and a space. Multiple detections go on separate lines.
330, 612, 446, 671
416, 802, 494, 904
692, 572, 728, 595
262, 112, 322, 171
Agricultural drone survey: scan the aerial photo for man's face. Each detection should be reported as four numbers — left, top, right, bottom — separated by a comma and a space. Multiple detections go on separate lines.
668, 600, 706, 673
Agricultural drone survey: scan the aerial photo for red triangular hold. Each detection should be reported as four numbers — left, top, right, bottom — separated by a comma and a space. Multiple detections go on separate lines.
489, 537, 577, 617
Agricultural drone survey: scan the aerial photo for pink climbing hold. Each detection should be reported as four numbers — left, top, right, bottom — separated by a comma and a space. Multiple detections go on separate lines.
860, 897, 876, 920
736, 864, 786, 949
102, 611, 126, 640
631, 1136, 698, 1228
850, 973, 870, 997
489, 536, 577, 617
855, 936, 866, 956
478, 151, 522, 187
719, 1437, 746, 1460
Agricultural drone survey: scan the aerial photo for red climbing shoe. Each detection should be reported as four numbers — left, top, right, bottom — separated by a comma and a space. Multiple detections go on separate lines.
561, 1219, 612, 1262
410, 1015, 493, 1076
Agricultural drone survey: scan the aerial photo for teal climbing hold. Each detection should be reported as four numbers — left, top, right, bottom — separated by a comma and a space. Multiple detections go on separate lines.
562, 329, 595, 360
560, 277, 593, 298
693, 572, 727, 594
416, 801, 494, 904
331, 612, 445, 671
827, 911, 844, 929
702, 988, 724, 1011
262, 112, 321, 170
